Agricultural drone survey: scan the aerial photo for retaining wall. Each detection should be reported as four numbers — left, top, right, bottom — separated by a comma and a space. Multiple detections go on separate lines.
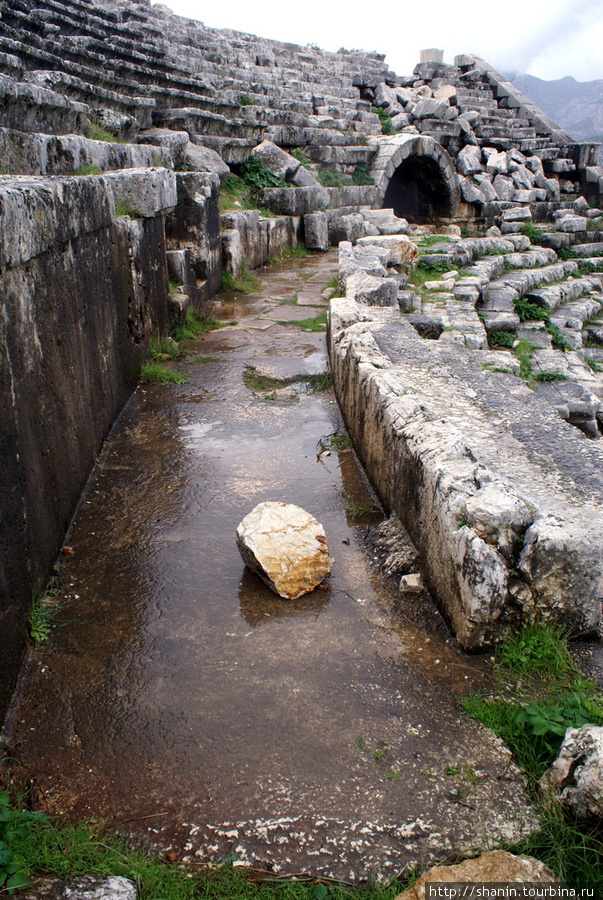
0, 170, 180, 717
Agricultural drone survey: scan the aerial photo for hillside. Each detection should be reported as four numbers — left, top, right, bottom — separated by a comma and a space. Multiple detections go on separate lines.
506, 71, 603, 157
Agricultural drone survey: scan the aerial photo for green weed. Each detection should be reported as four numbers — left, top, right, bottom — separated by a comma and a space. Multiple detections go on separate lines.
372, 107, 394, 135
0, 791, 46, 894
87, 123, 120, 143
330, 433, 353, 451
585, 358, 603, 373
513, 339, 536, 381
239, 93, 256, 106
346, 501, 378, 520
28, 582, 59, 649
351, 163, 374, 186
278, 312, 327, 331
461, 624, 603, 783
140, 363, 187, 384
237, 156, 286, 192
150, 335, 182, 361
520, 223, 543, 245
0, 792, 408, 900
114, 199, 142, 218
534, 372, 568, 382
221, 266, 262, 294
317, 168, 344, 188
488, 331, 515, 349
74, 163, 101, 176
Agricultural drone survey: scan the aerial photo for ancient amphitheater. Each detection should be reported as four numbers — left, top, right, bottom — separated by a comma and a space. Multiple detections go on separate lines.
1, 0, 603, 811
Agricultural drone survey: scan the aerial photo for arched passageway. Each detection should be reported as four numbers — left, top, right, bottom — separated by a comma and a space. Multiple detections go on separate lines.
382, 155, 453, 222
372, 134, 461, 224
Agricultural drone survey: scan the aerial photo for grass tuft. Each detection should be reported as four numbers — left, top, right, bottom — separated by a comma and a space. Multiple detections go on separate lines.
140, 363, 187, 384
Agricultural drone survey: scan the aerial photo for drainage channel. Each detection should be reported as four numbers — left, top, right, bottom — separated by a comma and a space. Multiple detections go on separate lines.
4, 250, 531, 881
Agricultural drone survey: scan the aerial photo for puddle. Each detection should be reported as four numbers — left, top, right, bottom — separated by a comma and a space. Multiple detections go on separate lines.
5, 251, 527, 881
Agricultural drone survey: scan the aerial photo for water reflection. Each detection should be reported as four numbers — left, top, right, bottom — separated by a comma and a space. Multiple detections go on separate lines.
238, 568, 329, 627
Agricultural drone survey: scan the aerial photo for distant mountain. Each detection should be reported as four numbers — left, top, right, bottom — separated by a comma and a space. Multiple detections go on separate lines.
504, 72, 603, 161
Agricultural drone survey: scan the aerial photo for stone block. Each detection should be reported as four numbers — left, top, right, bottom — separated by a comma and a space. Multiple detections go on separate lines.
102, 168, 177, 217
303, 212, 328, 251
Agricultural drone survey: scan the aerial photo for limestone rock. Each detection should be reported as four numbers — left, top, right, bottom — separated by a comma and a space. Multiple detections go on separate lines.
346, 270, 398, 306
457, 144, 483, 176
63, 876, 137, 900
541, 725, 603, 818
236, 502, 333, 599
356, 235, 419, 266
394, 850, 558, 899
303, 212, 328, 250
463, 482, 534, 560
250, 139, 300, 180
185, 143, 231, 178
361, 208, 409, 235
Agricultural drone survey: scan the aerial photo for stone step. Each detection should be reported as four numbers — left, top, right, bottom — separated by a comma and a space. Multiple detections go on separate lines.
0, 73, 89, 135
152, 106, 265, 140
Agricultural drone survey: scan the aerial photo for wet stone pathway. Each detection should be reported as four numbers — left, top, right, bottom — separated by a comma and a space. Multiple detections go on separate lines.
6, 251, 532, 880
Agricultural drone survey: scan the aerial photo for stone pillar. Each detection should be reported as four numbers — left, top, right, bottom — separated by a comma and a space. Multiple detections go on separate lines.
420, 48, 444, 63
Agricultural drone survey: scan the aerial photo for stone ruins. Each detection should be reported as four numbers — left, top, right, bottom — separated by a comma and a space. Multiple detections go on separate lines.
1, 0, 603, 714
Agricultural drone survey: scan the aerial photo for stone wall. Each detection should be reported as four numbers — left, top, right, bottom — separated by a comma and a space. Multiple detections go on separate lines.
0, 170, 179, 717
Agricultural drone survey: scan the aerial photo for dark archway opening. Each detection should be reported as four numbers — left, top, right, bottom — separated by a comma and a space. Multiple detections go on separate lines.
382, 156, 452, 223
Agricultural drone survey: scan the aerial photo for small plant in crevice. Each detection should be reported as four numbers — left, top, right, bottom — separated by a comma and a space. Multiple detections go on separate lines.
114, 199, 142, 218
488, 330, 515, 349
520, 222, 544, 245
87, 122, 121, 143
239, 93, 256, 106
513, 339, 536, 381
277, 311, 328, 332
351, 163, 374, 186
316, 167, 345, 188
585, 358, 603, 373
291, 147, 311, 167
28, 581, 60, 649
372, 107, 394, 135
74, 163, 101, 176
345, 501, 379, 520
237, 155, 286, 192
221, 265, 262, 295
533, 372, 568, 382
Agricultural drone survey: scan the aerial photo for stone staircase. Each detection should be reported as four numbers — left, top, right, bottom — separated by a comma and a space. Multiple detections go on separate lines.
0, 0, 388, 166
329, 215, 603, 652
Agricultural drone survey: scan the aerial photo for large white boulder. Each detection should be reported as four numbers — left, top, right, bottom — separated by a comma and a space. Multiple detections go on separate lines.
541, 725, 603, 818
236, 502, 333, 599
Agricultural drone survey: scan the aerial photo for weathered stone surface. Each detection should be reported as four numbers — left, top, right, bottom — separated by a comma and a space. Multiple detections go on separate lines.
303, 212, 328, 250
394, 851, 558, 899
356, 235, 419, 266
236, 502, 333, 599
184, 143, 230, 178
251, 139, 300, 180
456, 144, 483, 176
328, 300, 603, 650
361, 208, 409, 235
541, 725, 603, 818
63, 876, 137, 900
346, 270, 398, 306
102, 168, 177, 217
328, 213, 365, 245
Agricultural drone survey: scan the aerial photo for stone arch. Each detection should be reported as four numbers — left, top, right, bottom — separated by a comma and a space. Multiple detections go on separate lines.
371, 135, 461, 223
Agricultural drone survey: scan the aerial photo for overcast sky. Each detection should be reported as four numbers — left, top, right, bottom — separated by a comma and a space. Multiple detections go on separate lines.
157, 0, 603, 83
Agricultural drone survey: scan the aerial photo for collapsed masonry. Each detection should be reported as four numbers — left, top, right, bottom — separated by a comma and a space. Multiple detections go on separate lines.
1, 0, 603, 717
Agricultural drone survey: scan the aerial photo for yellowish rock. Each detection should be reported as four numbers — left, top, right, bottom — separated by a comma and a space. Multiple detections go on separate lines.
395, 851, 558, 899
236, 501, 333, 599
